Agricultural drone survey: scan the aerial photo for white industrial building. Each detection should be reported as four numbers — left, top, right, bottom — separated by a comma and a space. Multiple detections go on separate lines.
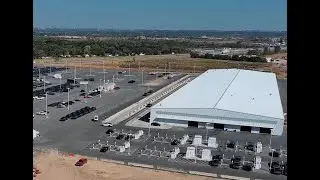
150, 69, 285, 136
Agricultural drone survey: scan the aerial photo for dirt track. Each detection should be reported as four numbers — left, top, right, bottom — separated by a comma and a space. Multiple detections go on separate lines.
33, 151, 220, 180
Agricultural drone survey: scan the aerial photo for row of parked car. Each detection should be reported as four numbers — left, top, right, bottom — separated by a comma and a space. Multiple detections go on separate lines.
33, 80, 80, 98
209, 155, 254, 171
59, 106, 96, 121
48, 101, 76, 108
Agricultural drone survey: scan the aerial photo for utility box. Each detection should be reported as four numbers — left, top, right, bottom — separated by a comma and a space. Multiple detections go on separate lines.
185, 146, 196, 159
192, 135, 202, 146
256, 142, 262, 153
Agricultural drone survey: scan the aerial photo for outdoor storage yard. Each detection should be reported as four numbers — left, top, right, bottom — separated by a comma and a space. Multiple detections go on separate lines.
34, 64, 287, 180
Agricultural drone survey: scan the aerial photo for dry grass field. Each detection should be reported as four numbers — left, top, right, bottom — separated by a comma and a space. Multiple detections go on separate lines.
35, 54, 286, 78
33, 151, 220, 180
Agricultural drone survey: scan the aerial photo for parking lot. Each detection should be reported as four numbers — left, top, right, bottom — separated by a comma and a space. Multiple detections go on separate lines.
33, 66, 184, 151
34, 66, 287, 180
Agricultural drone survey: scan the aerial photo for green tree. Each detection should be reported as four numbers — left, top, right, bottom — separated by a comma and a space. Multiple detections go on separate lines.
84, 45, 91, 55
274, 46, 281, 53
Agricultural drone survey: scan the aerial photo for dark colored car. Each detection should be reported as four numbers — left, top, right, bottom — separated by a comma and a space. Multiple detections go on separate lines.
89, 78, 94, 81
227, 141, 235, 149
245, 143, 255, 151
151, 122, 160, 126
146, 103, 152, 107
74, 99, 80, 102
118, 71, 123, 74
47, 92, 55, 95
114, 86, 120, 90
209, 159, 220, 166
270, 167, 282, 175
242, 163, 254, 171
59, 116, 68, 121
147, 90, 153, 93
171, 140, 180, 145
80, 90, 85, 92
90, 107, 97, 111
125, 135, 134, 141
106, 129, 114, 134
63, 88, 68, 92
80, 93, 86, 96
128, 80, 136, 83
75, 158, 87, 166
100, 147, 109, 153
143, 93, 148, 96
213, 155, 223, 161
231, 156, 242, 163
230, 161, 241, 169
116, 134, 125, 140
269, 151, 280, 157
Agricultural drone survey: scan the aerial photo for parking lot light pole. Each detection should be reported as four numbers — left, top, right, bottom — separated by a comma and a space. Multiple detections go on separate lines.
43, 76, 46, 92
45, 92, 48, 118
141, 70, 144, 85
59, 77, 62, 89
99, 79, 102, 98
67, 88, 70, 110
205, 123, 210, 143
65, 60, 68, 72
38, 69, 41, 80
89, 62, 92, 76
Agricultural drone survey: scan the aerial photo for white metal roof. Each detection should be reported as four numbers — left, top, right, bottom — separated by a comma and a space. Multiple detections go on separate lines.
153, 69, 284, 120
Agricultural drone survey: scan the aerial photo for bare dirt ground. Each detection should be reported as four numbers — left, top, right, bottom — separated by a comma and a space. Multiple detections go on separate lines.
33, 151, 218, 180
35, 54, 287, 78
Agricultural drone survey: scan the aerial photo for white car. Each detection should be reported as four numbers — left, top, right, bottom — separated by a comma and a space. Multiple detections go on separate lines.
36, 111, 49, 116
101, 122, 113, 127
33, 96, 44, 100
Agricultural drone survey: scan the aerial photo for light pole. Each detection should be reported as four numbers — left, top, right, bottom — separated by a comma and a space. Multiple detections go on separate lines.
99, 79, 102, 98
59, 77, 62, 89
129, 63, 131, 76
205, 123, 210, 143
65, 60, 68, 73
45, 92, 48, 118
112, 75, 115, 83
67, 88, 70, 110
139, 61, 141, 71
38, 69, 41, 80
141, 70, 144, 85
89, 62, 92, 76
117, 72, 119, 80
43, 76, 46, 92
49, 64, 52, 74
168, 62, 171, 73
148, 118, 151, 135
80, 59, 82, 70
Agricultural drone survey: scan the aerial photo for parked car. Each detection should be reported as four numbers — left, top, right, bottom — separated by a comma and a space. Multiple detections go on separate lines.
269, 151, 280, 157
147, 90, 153, 93
47, 92, 55, 95
231, 156, 242, 163
125, 135, 134, 141
230, 161, 241, 169
128, 80, 136, 83
270, 167, 282, 175
116, 134, 125, 140
227, 141, 235, 149
146, 103, 152, 107
245, 142, 255, 151
90, 107, 97, 111
171, 140, 180, 145
75, 158, 87, 166
106, 129, 114, 135
74, 99, 81, 102
59, 116, 68, 121
142, 93, 148, 96
80, 90, 85, 92
36, 111, 49, 115
101, 122, 113, 127
209, 159, 220, 166
242, 162, 254, 171
114, 86, 120, 90
151, 122, 160, 126
100, 147, 109, 153
89, 78, 94, 81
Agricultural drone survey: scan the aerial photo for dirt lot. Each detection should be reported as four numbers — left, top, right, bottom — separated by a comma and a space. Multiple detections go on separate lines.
35, 54, 286, 78
33, 151, 219, 180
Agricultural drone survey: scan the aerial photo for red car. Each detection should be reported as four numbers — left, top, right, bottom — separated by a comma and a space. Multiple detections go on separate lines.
75, 158, 88, 166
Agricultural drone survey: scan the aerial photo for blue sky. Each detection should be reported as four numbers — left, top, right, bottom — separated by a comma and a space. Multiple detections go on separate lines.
34, 0, 287, 31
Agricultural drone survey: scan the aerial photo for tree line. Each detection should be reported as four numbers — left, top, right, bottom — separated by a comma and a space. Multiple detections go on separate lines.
190, 53, 267, 63
33, 36, 256, 59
